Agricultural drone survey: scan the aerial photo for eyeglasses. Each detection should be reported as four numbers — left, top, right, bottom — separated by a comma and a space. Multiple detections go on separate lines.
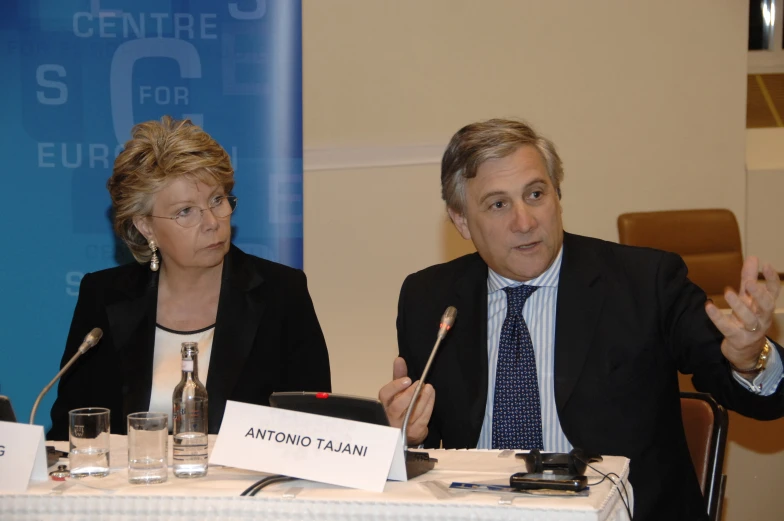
149, 195, 238, 228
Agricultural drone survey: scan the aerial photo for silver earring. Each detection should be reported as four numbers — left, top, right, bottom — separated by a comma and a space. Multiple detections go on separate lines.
149, 240, 159, 272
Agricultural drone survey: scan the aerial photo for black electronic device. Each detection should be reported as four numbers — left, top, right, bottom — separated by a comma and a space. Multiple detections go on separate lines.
516, 448, 603, 475
269, 391, 438, 479
270, 307, 457, 481
510, 472, 588, 492
269, 392, 390, 426
0, 395, 17, 422
46, 446, 68, 466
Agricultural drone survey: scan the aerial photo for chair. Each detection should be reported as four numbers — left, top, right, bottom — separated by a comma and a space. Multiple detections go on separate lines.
680, 392, 728, 521
0, 395, 17, 422
617, 209, 743, 307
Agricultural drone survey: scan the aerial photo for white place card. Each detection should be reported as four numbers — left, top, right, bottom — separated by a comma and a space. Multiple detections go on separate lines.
211, 401, 406, 492
0, 421, 48, 492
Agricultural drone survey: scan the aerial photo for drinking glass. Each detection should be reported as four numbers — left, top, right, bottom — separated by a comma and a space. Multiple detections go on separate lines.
68, 407, 110, 478
127, 412, 169, 484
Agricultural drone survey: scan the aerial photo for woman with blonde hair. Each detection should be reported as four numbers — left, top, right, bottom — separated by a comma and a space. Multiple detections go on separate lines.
48, 116, 330, 439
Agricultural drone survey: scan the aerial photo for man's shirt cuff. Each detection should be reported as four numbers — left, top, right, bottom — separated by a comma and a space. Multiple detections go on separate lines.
732, 339, 784, 395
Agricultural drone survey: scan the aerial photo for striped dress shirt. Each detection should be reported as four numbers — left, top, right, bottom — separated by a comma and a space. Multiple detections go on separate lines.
475, 245, 783, 450
476, 247, 572, 452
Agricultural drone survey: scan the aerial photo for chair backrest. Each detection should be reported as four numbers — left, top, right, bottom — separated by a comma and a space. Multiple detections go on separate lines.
0, 395, 17, 422
617, 209, 743, 298
680, 392, 728, 521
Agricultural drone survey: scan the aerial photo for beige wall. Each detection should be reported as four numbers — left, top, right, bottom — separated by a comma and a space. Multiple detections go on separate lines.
301, 1, 770, 519
746, 128, 784, 270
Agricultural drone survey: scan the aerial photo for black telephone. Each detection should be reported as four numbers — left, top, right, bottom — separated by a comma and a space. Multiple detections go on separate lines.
510, 472, 588, 491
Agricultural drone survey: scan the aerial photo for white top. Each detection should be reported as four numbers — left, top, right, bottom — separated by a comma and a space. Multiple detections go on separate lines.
148, 324, 215, 419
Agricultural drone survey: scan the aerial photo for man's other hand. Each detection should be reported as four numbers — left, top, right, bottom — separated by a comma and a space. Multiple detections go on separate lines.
706, 256, 781, 370
378, 357, 435, 446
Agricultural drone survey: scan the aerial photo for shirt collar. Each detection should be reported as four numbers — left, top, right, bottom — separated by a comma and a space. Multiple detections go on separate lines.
487, 245, 563, 294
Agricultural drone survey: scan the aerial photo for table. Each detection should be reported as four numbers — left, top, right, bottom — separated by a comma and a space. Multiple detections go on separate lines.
1, 436, 632, 521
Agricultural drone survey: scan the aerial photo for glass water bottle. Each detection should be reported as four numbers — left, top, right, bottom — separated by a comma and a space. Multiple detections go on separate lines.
172, 342, 209, 478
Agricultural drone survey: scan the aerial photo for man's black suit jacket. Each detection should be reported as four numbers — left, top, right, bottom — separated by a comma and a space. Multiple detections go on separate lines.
48, 244, 331, 440
397, 232, 784, 521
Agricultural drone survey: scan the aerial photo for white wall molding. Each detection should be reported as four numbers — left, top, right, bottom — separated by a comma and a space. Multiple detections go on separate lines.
303, 143, 445, 172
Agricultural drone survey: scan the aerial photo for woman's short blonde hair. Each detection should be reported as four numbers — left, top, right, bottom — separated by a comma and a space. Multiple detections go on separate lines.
108, 116, 234, 263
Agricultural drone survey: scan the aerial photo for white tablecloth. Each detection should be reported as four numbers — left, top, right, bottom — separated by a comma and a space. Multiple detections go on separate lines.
0, 435, 632, 521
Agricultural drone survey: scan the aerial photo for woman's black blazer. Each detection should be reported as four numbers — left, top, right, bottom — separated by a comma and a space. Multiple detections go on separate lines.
48, 244, 331, 440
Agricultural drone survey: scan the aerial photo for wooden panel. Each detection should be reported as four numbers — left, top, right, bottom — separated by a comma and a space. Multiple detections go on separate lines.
761, 74, 784, 122
747, 75, 779, 128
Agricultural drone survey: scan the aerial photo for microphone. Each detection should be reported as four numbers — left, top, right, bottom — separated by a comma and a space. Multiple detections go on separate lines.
401, 306, 457, 451
29, 328, 103, 425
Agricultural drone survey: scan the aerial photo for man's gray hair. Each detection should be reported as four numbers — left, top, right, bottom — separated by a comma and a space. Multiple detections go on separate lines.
441, 118, 564, 213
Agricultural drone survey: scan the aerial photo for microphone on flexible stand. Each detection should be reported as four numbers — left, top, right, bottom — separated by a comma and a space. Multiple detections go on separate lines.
29, 328, 103, 425
400, 306, 457, 479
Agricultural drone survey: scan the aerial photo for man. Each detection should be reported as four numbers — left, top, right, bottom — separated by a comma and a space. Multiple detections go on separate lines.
379, 119, 783, 521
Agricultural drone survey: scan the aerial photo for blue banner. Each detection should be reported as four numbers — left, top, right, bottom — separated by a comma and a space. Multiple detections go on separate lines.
0, 0, 303, 429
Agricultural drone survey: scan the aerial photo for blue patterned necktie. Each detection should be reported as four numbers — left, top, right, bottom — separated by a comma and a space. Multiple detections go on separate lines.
492, 284, 543, 450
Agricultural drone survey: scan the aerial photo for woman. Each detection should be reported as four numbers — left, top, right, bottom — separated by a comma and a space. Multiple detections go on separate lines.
48, 116, 331, 439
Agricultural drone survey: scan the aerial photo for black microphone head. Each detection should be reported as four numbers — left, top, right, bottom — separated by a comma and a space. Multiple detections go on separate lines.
83, 328, 103, 350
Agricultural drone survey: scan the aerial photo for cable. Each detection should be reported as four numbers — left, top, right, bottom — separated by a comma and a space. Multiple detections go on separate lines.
606, 472, 631, 520
240, 474, 297, 496
586, 474, 610, 487
584, 461, 632, 520
570, 451, 632, 520
241, 475, 296, 496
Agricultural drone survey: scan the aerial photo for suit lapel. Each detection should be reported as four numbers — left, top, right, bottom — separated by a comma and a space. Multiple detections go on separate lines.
105, 267, 158, 420
554, 233, 605, 412
206, 246, 265, 432
451, 254, 489, 443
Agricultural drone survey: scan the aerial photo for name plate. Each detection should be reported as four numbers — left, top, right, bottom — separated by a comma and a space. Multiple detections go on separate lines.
0, 421, 48, 492
211, 401, 406, 491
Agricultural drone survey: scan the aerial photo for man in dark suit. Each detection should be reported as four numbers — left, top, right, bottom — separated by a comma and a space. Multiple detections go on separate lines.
379, 119, 783, 520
